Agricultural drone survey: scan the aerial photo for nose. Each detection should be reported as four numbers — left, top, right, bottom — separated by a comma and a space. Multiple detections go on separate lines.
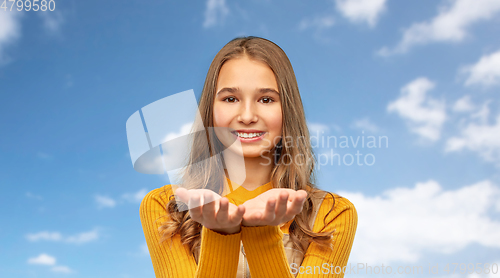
237, 100, 258, 124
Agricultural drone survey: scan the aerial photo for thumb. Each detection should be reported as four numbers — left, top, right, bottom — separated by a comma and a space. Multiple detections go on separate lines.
174, 187, 189, 203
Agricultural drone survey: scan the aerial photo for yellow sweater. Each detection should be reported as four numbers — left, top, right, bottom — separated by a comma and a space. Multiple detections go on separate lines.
140, 178, 357, 277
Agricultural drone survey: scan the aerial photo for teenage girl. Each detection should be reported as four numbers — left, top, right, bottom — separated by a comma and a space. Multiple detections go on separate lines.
140, 36, 357, 278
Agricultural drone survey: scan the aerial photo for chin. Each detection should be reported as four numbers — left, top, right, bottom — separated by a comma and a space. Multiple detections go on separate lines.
243, 153, 265, 158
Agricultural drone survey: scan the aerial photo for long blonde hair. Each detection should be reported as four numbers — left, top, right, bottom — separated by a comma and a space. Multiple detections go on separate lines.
157, 36, 336, 254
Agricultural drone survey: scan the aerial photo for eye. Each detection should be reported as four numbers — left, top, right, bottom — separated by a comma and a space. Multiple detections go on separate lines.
260, 96, 276, 104
222, 97, 237, 103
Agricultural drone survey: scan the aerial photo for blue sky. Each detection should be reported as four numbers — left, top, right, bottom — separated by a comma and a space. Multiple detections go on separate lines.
1, 0, 500, 277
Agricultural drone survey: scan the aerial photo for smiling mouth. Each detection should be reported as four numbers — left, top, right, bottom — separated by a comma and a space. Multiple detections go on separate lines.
231, 131, 266, 139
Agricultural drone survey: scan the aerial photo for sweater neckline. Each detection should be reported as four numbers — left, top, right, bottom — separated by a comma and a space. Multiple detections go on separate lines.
224, 176, 274, 203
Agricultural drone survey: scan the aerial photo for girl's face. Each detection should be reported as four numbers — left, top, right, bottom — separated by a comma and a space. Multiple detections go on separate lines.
213, 56, 282, 158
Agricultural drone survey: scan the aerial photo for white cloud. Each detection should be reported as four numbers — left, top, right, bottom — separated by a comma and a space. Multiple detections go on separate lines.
452, 95, 475, 112
335, 0, 387, 27
65, 229, 99, 244
203, 0, 229, 28
51, 265, 73, 273
351, 117, 379, 133
27, 253, 56, 266
95, 195, 116, 208
95, 189, 149, 208
38, 10, 64, 35
0, 11, 22, 64
445, 104, 500, 165
340, 179, 500, 264
307, 122, 332, 136
26, 231, 62, 242
378, 0, 500, 55
298, 15, 335, 31
27, 254, 73, 273
462, 49, 500, 87
1, 10, 63, 64
387, 77, 446, 141
474, 100, 492, 123
122, 188, 148, 203
26, 229, 100, 244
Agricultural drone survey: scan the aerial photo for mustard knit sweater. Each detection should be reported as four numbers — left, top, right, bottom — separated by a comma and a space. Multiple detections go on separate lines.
140, 177, 357, 277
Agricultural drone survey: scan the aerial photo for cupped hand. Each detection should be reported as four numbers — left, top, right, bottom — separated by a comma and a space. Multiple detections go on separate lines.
174, 188, 245, 234
240, 188, 308, 227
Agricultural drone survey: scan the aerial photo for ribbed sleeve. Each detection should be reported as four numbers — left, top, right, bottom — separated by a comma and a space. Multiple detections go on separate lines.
196, 226, 241, 277
297, 194, 358, 278
239, 193, 357, 278
241, 225, 291, 277
140, 187, 241, 278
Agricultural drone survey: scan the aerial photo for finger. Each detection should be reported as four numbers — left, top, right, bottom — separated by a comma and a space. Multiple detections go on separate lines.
274, 191, 288, 220
174, 187, 188, 204
262, 197, 277, 224
188, 191, 203, 221
203, 190, 219, 204
285, 192, 306, 219
296, 190, 308, 200
245, 211, 263, 226
215, 197, 230, 225
229, 205, 245, 225
202, 191, 217, 222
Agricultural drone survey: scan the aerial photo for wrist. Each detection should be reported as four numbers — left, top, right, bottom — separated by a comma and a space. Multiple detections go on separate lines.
211, 225, 241, 235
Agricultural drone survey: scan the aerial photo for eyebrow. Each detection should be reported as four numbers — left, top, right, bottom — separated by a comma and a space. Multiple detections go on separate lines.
216, 87, 279, 96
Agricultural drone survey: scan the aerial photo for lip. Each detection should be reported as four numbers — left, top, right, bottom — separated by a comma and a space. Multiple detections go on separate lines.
231, 131, 266, 143
233, 129, 265, 133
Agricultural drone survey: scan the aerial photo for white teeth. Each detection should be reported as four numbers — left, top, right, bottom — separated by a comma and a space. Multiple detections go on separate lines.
235, 132, 264, 138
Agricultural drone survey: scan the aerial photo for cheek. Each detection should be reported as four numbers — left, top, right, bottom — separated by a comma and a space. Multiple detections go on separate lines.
268, 111, 283, 133
212, 106, 226, 127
